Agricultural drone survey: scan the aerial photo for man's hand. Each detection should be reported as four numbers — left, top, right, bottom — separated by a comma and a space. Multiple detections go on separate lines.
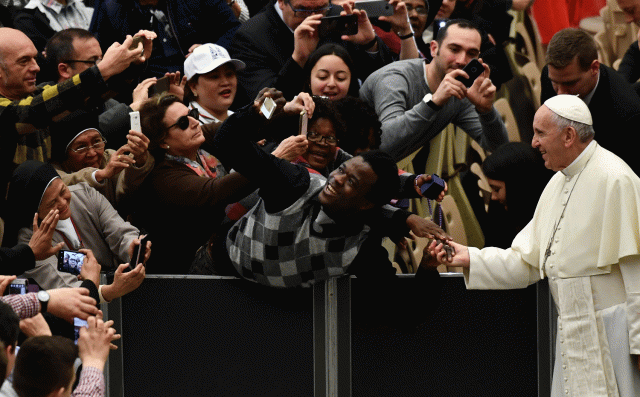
341, 3, 377, 46
187, 44, 202, 58
132, 30, 157, 63
78, 311, 120, 371
98, 35, 146, 81
465, 59, 496, 114
130, 77, 157, 111
127, 236, 152, 265
292, 14, 322, 67
428, 239, 470, 268
166, 71, 187, 100
95, 145, 135, 183
413, 174, 448, 202
0, 276, 16, 295
101, 263, 146, 302
272, 135, 309, 161
20, 313, 52, 337
47, 287, 99, 323
126, 130, 150, 165
29, 210, 63, 261
283, 92, 315, 117
379, 0, 412, 37
406, 214, 449, 241
253, 87, 287, 117
431, 68, 469, 107
78, 249, 101, 287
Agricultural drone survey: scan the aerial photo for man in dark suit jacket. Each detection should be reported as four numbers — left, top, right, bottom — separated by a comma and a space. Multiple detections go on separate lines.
541, 28, 640, 172
229, 0, 395, 103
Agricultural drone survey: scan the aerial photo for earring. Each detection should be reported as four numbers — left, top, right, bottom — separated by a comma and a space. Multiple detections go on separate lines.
163, 144, 170, 149
193, 92, 198, 98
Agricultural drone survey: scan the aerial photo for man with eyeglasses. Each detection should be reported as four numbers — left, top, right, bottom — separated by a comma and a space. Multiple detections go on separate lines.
229, 0, 395, 102
44, 28, 156, 149
0, 27, 150, 230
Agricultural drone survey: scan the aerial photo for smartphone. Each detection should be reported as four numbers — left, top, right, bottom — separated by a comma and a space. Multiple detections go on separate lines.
73, 317, 88, 345
455, 59, 484, 88
261, 97, 276, 119
318, 14, 358, 38
129, 36, 144, 51
57, 250, 86, 276
299, 111, 308, 136
354, 0, 394, 17
129, 234, 150, 270
148, 75, 170, 97
129, 111, 141, 132
8, 279, 28, 295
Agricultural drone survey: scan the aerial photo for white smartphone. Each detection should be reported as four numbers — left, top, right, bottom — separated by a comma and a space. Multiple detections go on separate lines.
261, 97, 276, 119
299, 111, 308, 136
130, 111, 141, 132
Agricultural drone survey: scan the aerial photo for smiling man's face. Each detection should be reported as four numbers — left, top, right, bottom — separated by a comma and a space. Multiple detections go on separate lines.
318, 156, 377, 214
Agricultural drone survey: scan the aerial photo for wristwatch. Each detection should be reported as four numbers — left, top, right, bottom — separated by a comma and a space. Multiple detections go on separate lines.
37, 290, 50, 313
423, 93, 442, 110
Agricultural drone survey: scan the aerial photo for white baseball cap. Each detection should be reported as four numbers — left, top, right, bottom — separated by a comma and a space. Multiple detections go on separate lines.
184, 43, 246, 80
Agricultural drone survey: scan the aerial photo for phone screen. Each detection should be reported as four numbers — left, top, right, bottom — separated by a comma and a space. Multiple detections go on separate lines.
73, 317, 88, 344
58, 251, 86, 276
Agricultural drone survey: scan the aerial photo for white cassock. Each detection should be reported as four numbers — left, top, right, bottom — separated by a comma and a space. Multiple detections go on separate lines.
464, 141, 640, 397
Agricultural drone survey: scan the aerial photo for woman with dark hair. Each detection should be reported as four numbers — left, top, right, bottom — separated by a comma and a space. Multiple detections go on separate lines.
135, 94, 254, 274
304, 43, 360, 101
481, 142, 553, 248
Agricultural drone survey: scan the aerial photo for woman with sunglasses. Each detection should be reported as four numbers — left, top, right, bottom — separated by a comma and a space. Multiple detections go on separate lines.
49, 110, 153, 213
134, 94, 254, 274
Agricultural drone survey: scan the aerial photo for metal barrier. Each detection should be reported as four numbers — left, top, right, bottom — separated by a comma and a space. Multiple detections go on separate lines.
104, 274, 552, 397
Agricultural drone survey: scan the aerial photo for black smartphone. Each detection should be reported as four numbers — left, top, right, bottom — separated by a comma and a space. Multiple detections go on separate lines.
57, 250, 86, 276
129, 235, 150, 270
354, 0, 394, 17
455, 59, 484, 88
318, 14, 358, 38
148, 75, 170, 97
8, 279, 28, 295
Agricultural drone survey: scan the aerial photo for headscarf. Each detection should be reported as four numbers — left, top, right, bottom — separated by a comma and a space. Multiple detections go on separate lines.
49, 109, 102, 164
3, 161, 61, 248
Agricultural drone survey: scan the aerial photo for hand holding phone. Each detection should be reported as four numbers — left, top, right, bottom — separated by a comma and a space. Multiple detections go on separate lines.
318, 14, 359, 38
148, 75, 170, 97
455, 59, 484, 88
129, 235, 150, 270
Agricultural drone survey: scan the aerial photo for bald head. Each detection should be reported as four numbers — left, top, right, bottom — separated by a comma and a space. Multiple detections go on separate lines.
0, 28, 40, 100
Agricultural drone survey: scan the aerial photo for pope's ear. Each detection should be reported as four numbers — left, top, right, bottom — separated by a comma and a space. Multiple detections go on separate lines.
563, 125, 578, 147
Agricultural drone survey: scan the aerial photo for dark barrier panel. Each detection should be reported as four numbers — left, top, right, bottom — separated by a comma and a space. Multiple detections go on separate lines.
118, 276, 314, 397
351, 275, 539, 397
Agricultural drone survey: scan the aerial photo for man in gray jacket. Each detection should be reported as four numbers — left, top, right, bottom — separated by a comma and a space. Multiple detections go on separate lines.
360, 19, 508, 161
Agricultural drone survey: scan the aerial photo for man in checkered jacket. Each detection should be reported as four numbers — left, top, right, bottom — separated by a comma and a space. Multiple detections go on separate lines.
213, 90, 444, 321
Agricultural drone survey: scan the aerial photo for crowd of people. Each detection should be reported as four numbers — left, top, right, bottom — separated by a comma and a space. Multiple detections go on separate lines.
1, 0, 640, 395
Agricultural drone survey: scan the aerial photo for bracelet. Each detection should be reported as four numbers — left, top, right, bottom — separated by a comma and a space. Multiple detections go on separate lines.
414, 174, 424, 188
361, 37, 378, 50
397, 31, 414, 40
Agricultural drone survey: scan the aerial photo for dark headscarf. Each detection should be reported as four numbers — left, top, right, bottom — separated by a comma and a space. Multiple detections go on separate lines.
49, 110, 102, 163
3, 161, 61, 248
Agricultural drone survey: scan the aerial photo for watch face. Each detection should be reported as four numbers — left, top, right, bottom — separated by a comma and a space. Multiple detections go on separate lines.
37, 290, 50, 302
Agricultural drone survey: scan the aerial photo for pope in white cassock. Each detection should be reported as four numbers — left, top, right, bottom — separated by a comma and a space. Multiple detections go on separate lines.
431, 95, 640, 397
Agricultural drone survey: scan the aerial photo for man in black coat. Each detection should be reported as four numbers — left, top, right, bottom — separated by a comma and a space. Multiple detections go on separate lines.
541, 28, 640, 172
228, 0, 395, 103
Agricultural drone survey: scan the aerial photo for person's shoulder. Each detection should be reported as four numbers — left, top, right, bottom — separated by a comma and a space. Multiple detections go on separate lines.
362, 59, 423, 87
593, 144, 639, 180
236, 5, 277, 34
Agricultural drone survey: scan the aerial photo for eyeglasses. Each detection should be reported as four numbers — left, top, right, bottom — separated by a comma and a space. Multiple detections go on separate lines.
71, 139, 107, 154
307, 131, 337, 145
405, 5, 428, 15
287, 1, 333, 18
168, 108, 200, 130
62, 58, 102, 66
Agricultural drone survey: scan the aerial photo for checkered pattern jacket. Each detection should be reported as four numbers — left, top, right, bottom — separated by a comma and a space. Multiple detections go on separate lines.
227, 174, 370, 288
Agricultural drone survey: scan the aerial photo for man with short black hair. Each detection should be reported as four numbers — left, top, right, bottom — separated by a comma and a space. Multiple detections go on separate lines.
360, 19, 508, 161
540, 27, 640, 171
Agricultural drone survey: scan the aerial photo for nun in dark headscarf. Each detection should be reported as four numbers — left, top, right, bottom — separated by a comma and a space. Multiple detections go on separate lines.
481, 142, 554, 248
5, 161, 147, 302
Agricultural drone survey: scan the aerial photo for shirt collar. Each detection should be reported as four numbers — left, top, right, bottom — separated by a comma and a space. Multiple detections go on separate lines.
40, 0, 78, 13
274, 1, 295, 34
561, 140, 597, 177
580, 69, 600, 106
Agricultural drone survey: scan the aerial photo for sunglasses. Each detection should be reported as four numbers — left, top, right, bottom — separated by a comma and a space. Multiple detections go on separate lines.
168, 108, 200, 130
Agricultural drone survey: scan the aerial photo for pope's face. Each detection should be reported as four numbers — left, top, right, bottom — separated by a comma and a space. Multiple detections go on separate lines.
531, 105, 571, 172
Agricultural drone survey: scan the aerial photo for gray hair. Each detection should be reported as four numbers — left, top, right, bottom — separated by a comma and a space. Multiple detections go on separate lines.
549, 111, 595, 143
